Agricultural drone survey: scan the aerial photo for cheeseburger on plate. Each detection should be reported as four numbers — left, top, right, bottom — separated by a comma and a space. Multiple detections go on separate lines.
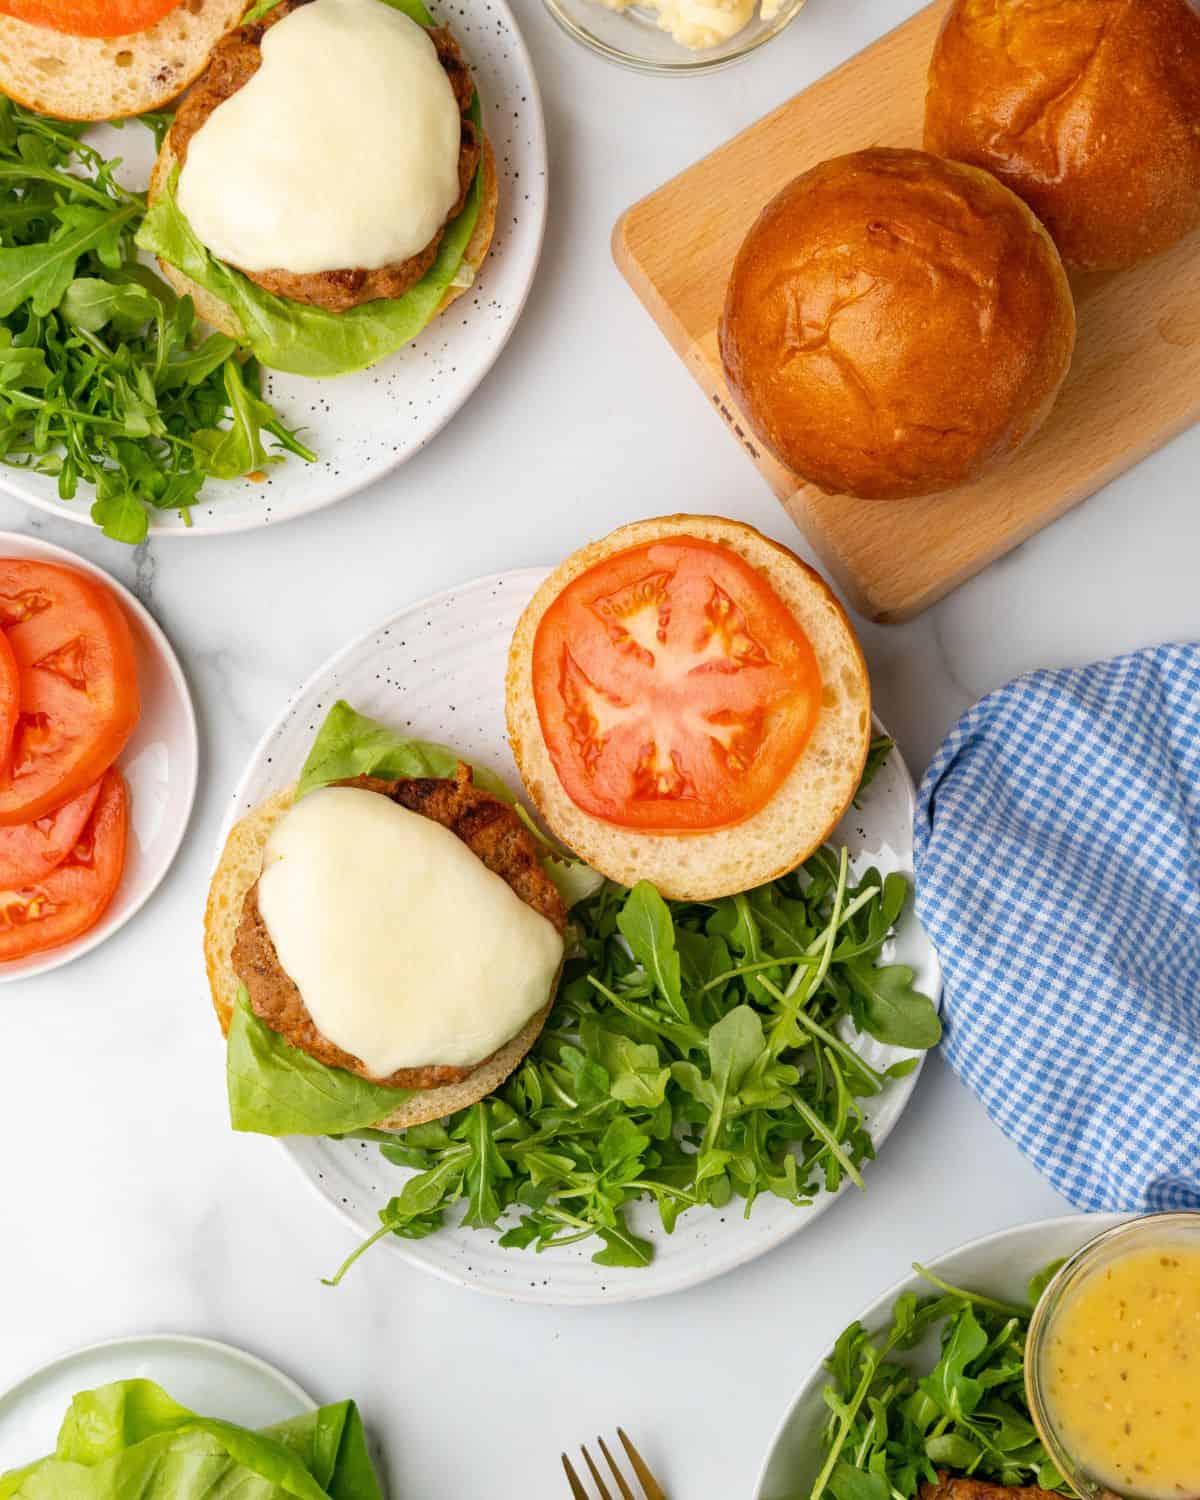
206, 765, 567, 1130
138, 0, 497, 376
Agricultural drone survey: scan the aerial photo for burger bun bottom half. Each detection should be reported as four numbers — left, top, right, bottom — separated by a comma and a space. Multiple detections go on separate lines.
204, 787, 552, 1131
507, 516, 872, 904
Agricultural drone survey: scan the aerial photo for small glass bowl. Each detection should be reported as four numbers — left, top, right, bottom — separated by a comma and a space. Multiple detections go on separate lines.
540, 0, 809, 75
1025, 1211, 1200, 1500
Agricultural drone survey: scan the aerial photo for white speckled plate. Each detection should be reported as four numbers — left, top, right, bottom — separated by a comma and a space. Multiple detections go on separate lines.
0, 1, 547, 536
754, 1213, 1131, 1500
0, 533, 198, 982
0, 1334, 314, 1471
219, 568, 941, 1303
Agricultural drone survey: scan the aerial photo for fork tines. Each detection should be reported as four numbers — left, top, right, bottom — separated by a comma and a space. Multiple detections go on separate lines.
561, 1429, 666, 1500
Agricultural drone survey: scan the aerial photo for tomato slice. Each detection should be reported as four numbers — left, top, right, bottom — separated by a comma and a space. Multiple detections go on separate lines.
0, 767, 127, 961
0, 777, 102, 886
532, 536, 822, 834
0, 0, 181, 36
0, 629, 18, 777
0, 560, 139, 828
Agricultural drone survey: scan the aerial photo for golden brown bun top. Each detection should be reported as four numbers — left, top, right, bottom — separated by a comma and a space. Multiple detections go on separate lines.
719, 147, 1075, 501
925, 0, 1200, 272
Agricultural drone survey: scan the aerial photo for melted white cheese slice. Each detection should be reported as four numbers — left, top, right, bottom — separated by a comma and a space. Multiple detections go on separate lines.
176, 0, 463, 274
256, 787, 564, 1075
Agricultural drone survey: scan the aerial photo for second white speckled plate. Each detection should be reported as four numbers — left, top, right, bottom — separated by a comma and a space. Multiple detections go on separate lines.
219, 568, 940, 1303
0, 0, 547, 536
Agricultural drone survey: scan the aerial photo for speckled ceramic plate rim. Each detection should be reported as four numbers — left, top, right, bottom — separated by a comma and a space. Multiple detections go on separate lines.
0, 531, 199, 982
0, 1, 548, 538
217, 567, 941, 1304
753, 1212, 1134, 1500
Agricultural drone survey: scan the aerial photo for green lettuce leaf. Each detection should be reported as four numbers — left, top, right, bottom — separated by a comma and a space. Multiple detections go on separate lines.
135, 0, 483, 378
228, 990, 409, 1135
295, 700, 513, 803
0, 1380, 382, 1500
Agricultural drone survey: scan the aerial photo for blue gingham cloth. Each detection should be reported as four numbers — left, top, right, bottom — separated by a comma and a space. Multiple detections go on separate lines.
914, 643, 1200, 1211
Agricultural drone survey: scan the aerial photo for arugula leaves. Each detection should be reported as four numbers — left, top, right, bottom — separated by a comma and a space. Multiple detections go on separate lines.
811, 1266, 1069, 1500
0, 100, 313, 541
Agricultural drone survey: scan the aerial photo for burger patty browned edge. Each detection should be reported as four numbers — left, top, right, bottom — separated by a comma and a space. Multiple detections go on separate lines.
231, 767, 568, 1091
167, 0, 482, 313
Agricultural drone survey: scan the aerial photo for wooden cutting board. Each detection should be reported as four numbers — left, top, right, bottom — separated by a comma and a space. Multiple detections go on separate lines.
613, 0, 1200, 622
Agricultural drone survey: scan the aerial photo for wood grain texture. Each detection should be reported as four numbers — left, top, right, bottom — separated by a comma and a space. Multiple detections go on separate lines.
612, 0, 1200, 622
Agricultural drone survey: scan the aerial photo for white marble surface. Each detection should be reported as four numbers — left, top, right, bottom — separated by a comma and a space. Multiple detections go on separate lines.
1, 0, 1197, 1493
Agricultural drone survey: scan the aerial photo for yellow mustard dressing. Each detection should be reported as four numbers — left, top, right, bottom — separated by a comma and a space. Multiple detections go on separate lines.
1041, 1244, 1200, 1499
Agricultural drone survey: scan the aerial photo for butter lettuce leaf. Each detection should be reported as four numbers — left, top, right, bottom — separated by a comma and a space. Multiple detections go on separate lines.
135, 0, 483, 377
295, 699, 513, 803
228, 990, 409, 1135
0, 1380, 382, 1500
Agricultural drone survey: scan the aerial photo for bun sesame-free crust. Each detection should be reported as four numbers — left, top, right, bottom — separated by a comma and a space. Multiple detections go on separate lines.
719, 148, 1076, 501
506, 516, 872, 903
925, 0, 1200, 272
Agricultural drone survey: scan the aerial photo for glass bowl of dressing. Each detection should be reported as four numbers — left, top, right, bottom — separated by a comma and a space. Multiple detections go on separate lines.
539, 0, 809, 75
1026, 1212, 1200, 1500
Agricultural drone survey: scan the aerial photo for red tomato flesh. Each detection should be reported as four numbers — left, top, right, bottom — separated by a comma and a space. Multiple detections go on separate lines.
532, 536, 822, 833
0, 767, 127, 961
0, 629, 18, 777
0, 0, 180, 36
0, 559, 140, 828
0, 777, 102, 886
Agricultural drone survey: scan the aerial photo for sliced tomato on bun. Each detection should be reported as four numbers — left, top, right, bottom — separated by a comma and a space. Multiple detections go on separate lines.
531, 535, 821, 834
0, 767, 127, 960
0, 560, 139, 828
0, 0, 179, 34
507, 516, 872, 902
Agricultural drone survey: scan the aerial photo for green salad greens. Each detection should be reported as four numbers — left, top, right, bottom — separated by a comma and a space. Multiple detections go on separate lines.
137, 0, 483, 378
812, 1264, 1069, 1500
0, 101, 312, 542
0, 1379, 383, 1500
227, 702, 940, 1277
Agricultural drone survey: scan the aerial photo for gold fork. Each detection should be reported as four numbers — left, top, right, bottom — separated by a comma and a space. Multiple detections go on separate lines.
562, 1430, 667, 1500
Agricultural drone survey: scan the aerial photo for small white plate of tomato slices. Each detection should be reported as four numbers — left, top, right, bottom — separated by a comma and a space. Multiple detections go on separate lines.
0, 533, 198, 981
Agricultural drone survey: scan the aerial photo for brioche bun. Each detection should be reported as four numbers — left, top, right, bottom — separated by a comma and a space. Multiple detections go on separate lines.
148, 136, 499, 346
719, 148, 1076, 501
506, 516, 871, 903
204, 786, 552, 1130
925, 0, 1200, 272
0, 0, 244, 120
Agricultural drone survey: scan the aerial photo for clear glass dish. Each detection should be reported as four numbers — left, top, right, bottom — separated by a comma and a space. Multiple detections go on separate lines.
1025, 1211, 1200, 1500
540, 0, 809, 75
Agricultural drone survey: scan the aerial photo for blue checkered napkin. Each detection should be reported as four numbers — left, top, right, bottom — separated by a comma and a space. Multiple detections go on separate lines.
913, 644, 1200, 1212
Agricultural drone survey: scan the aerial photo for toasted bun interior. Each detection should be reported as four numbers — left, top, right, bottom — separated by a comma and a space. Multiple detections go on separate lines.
148, 134, 499, 347
506, 516, 872, 902
719, 148, 1075, 501
0, 0, 245, 120
925, 0, 1200, 272
204, 784, 552, 1131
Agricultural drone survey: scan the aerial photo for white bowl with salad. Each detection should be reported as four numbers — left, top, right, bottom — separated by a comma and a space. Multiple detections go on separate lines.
754, 1212, 1134, 1500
